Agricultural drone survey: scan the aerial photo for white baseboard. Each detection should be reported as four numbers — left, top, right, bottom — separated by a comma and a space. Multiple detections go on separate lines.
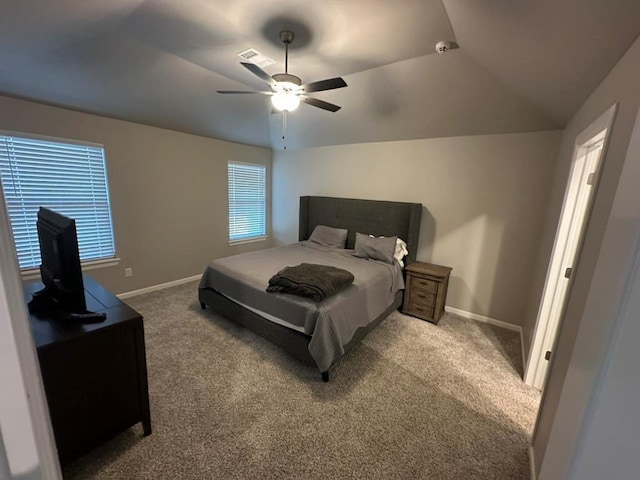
528, 446, 537, 480
444, 305, 521, 332
117, 274, 201, 299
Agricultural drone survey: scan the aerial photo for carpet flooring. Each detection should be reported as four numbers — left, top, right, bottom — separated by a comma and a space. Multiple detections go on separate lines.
63, 281, 540, 479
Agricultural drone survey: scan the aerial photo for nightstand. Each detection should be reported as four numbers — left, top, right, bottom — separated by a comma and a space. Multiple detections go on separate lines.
402, 261, 452, 324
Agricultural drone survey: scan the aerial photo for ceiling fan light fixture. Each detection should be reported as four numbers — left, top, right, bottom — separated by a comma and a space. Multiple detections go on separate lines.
271, 81, 301, 111
271, 92, 300, 112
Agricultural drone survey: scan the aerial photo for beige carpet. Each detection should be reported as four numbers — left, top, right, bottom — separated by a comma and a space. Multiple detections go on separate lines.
63, 281, 540, 479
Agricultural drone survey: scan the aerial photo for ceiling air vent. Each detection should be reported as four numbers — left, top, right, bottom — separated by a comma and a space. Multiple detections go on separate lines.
238, 48, 275, 69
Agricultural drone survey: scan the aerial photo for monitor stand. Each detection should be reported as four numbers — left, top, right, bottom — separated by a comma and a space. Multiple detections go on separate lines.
28, 287, 58, 313
28, 287, 106, 323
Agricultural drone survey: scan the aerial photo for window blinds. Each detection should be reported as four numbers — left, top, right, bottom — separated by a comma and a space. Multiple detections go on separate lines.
0, 134, 116, 269
228, 162, 266, 241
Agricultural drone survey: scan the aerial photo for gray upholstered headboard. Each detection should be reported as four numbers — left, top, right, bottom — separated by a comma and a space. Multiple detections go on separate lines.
299, 196, 423, 265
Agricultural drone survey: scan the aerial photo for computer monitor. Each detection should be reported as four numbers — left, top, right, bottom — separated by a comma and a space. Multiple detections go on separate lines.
28, 207, 87, 314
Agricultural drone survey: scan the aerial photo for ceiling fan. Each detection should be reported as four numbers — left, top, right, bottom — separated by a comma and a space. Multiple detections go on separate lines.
218, 30, 347, 113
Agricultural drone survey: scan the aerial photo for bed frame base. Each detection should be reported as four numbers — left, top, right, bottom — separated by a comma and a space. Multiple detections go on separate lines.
198, 287, 402, 382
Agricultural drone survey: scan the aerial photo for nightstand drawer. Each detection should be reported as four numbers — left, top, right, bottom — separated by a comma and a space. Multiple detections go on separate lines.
409, 276, 438, 293
409, 288, 436, 307
405, 302, 434, 320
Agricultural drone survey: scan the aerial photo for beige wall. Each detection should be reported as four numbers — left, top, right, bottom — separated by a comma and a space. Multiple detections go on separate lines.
0, 96, 272, 294
529, 35, 640, 478
272, 131, 561, 327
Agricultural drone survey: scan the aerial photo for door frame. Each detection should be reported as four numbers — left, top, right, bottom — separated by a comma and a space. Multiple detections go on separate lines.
524, 104, 617, 389
0, 182, 61, 478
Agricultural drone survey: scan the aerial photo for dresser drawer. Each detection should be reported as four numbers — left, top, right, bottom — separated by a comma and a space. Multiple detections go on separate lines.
409, 275, 438, 293
405, 302, 434, 321
409, 288, 436, 307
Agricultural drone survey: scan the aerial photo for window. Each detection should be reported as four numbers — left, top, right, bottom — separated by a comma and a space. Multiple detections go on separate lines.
228, 162, 266, 243
0, 133, 116, 270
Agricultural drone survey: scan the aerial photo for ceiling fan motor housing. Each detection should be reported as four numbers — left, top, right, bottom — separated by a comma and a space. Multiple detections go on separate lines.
273, 73, 302, 86
280, 30, 295, 44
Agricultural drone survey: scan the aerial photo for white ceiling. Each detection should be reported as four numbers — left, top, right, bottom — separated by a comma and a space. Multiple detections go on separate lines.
1, 0, 638, 150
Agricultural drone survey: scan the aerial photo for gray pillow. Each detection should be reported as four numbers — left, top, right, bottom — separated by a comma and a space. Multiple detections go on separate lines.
308, 225, 348, 248
353, 233, 397, 264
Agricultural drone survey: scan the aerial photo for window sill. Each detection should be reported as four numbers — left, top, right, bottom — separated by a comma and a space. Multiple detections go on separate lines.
228, 236, 269, 246
20, 257, 121, 280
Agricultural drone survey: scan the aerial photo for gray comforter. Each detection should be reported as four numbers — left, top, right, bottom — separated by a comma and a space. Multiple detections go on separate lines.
199, 241, 404, 372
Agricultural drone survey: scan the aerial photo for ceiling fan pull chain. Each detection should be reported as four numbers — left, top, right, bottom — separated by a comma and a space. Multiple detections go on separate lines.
282, 110, 287, 150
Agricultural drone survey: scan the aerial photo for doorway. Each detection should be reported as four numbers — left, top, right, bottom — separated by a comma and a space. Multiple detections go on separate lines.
524, 104, 617, 390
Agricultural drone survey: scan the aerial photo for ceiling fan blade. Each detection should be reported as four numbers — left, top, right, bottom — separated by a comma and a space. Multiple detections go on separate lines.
217, 90, 273, 95
301, 77, 347, 93
300, 96, 341, 112
240, 62, 276, 87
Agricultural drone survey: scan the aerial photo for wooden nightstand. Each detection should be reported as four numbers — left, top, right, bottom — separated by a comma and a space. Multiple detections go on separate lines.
402, 261, 452, 324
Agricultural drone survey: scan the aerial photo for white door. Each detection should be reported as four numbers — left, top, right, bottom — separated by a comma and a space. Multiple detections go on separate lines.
524, 104, 616, 389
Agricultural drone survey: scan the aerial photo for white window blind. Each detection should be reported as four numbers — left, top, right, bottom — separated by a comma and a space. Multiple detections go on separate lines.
0, 134, 116, 269
228, 162, 266, 242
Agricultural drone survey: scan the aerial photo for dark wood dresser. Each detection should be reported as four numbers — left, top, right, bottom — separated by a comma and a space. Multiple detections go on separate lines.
402, 261, 452, 324
23, 275, 152, 466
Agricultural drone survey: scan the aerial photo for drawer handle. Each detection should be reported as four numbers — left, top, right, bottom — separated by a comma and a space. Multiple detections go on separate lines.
418, 294, 426, 299
416, 307, 424, 312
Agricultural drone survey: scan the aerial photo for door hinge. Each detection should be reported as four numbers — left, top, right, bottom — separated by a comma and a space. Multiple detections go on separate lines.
587, 172, 595, 185
545, 350, 552, 361
564, 267, 572, 279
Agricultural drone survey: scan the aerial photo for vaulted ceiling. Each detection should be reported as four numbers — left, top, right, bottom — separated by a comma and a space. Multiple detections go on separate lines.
1, 0, 638, 150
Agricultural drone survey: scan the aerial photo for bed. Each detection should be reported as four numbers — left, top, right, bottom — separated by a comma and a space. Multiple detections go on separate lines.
198, 196, 422, 381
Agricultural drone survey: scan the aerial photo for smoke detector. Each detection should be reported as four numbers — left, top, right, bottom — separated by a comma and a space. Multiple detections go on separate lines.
435, 41, 452, 54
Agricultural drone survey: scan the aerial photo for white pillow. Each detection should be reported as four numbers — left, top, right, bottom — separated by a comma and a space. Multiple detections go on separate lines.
395, 238, 409, 267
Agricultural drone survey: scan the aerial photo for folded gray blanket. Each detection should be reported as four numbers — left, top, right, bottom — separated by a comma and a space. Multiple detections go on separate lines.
266, 263, 355, 302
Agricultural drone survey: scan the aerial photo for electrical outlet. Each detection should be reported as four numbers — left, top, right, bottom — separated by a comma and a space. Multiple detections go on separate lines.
125, 268, 133, 277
